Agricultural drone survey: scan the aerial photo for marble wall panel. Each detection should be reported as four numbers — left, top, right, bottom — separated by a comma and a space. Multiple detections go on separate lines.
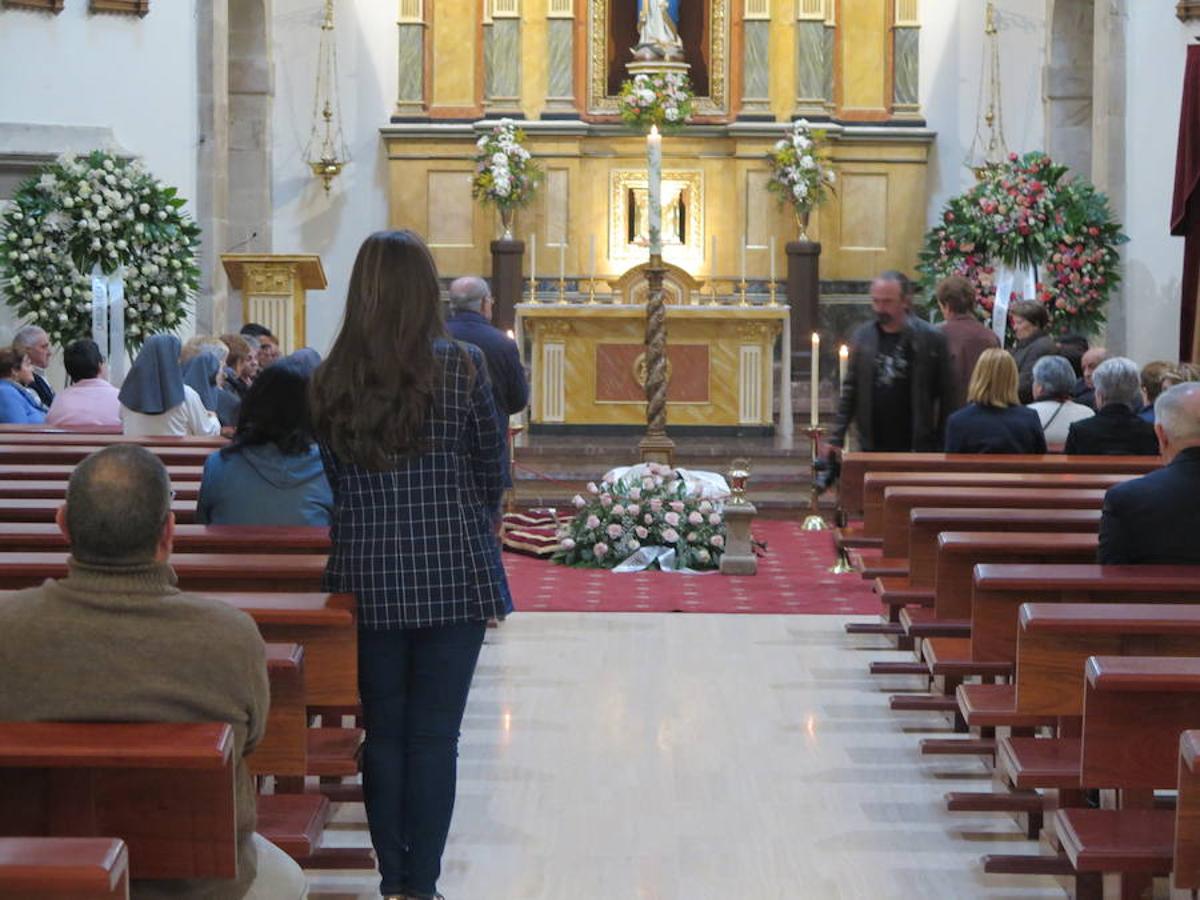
396, 23, 424, 107
745, 170, 771, 249
893, 28, 919, 107
544, 168, 569, 248
487, 19, 521, 103
426, 171, 474, 247
743, 20, 770, 102
795, 21, 828, 102
839, 173, 888, 251
547, 18, 574, 100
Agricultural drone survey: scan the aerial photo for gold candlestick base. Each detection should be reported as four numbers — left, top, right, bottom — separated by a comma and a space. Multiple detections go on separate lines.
801, 425, 828, 531
557, 278, 567, 305
738, 279, 748, 307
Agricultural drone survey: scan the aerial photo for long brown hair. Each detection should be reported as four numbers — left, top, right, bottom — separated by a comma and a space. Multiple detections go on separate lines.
310, 230, 445, 470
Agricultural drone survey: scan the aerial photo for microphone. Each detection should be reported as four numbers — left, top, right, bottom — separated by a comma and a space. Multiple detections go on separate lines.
224, 231, 259, 253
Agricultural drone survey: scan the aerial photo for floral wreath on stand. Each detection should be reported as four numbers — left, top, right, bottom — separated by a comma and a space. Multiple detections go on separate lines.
916, 151, 1127, 337
553, 464, 727, 571
471, 119, 541, 237
765, 119, 837, 229
0, 150, 199, 350
618, 70, 694, 131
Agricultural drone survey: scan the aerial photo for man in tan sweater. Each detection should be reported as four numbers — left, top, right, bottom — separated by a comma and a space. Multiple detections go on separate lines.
0, 445, 307, 899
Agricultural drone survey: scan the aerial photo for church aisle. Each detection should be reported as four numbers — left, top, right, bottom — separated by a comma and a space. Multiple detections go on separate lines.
309, 614, 1065, 899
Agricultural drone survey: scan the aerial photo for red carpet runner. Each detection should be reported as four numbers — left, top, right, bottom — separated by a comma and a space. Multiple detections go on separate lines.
502, 519, 878, 615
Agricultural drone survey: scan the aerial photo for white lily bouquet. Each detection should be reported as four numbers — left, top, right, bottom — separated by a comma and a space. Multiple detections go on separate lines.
766, 119, 836, 216
471, 119, 541, 234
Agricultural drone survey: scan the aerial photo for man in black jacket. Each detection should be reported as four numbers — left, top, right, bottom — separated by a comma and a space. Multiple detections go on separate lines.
445, 276, 529, 490
1098, 381, 1200, 564
831, 271, 952, 452
1064, 356, 1160, 456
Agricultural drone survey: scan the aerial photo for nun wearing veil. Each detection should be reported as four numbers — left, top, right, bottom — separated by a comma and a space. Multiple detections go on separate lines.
119, 334, 221, 437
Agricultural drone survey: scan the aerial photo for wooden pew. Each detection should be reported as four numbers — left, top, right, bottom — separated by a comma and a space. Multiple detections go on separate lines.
0, 837, 129, 899
0, 523, 330, 555
0, 431, 223, 447
879, 486, 1108, 559
1175, 730, 1200, 891
0, 723, 237, 879
0, 552, 327, 592
839, 451, 1160, 519
0, 465, 203, 481
0, 499, 199, 525
0, 446, 215, 468
860, 470, 1134, 539
0, 481, 199, 502
1054, 657, 1200, 898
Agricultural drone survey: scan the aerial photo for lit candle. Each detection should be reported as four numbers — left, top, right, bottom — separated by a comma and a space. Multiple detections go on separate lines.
647, 125, 662, 256
529, 232, 537, 302
506, 328, 515, 341
769, 236, 776, 287
839, 344, 849, 391
810, 332, 820, 428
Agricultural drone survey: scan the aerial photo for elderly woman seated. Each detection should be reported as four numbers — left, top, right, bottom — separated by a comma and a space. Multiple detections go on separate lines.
1027, 355, 1095, 447
944, 349, 1047, 454
1064, 356, 1161, 455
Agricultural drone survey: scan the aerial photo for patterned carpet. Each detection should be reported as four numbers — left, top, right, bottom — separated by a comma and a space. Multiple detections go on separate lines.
501, 519, 879, 615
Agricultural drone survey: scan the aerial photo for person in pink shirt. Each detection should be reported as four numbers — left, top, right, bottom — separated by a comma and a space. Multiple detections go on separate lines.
45, 339, 122, 429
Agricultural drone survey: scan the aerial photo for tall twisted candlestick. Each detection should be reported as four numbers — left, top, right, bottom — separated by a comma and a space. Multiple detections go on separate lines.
801, 425, 828, 531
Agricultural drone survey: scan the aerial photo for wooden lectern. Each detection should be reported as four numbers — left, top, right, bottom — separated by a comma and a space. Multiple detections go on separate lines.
221, 254, 327, 354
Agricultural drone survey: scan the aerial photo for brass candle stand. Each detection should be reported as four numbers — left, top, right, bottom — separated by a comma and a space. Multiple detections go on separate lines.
556, 277, 568, 305
737, 278, 749, 307
801, 425, 829, 531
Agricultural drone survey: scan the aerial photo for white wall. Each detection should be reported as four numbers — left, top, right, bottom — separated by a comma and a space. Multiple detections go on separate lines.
920, 0, 1049, 224
0, 1, 199, 378
1118, 10, 1200, 363
270, 0, 395, 354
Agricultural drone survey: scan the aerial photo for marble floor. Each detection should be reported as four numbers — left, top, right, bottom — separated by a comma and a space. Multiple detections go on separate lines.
308, 614, 1072, 899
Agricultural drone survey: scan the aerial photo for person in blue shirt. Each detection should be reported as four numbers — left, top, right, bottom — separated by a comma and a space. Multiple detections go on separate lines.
945, 348, 1047, 454
0, 347, 46, 424
195, 359, 332, 526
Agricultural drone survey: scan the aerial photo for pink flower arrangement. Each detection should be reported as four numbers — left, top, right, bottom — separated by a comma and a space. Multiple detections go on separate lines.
664, 511, 680, 527
606, 523, 624, 540
687, 511, 704, 526
586, 515, 601, 530
593, 542, 609, 559
662, 528, 679, 543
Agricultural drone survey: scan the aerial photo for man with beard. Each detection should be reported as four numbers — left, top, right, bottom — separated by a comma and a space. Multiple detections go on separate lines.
831, 271, 952, 452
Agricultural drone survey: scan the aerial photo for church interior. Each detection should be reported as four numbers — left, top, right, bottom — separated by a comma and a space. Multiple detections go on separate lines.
3, 1, 1200, 898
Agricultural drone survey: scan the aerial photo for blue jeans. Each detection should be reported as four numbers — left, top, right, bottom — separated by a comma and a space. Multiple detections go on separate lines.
357, 620, 486, 897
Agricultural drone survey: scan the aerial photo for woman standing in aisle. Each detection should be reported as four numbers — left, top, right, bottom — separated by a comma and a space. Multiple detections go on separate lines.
309, 230, 510, 900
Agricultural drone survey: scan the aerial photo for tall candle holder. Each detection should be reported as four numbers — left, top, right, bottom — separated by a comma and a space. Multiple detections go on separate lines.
737, 279, 749, 308
587, 277, 597, 305
801, 425, 829, 531
556, 276, 567, 305
768, 279, 778, 307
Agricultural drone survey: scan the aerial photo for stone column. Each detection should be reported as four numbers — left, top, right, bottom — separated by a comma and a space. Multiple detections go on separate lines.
719, 501, 758, 575
786, 240, 821, 359
740, 11, 771, 119
490, 239, 524, 333
395, 7, 427, 118
194, 0, 230, 336
484, 10, 522, 115
544, 2, 577, 117
794, 3, 834, 118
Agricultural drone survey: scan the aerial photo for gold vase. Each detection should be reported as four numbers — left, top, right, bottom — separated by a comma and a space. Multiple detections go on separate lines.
795, 208, 812, 242
499, 207, 515, 241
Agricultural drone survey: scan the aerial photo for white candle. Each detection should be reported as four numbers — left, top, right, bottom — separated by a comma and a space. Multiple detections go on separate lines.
647, 125, 662, 256
740, 237, 746, 284
711, 234, 718, 271
529, 232, 537, 302
839, 344, 849, 392
769, 236, 776, 286
588, 234, 596, 281
558, 238, 565, 284
810, 332, 820, 428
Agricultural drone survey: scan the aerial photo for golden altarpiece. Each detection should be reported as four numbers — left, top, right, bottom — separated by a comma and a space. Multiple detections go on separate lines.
382, 0, 931, 432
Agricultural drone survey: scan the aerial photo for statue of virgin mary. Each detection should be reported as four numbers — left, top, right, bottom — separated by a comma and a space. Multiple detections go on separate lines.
636, 0, 684, 61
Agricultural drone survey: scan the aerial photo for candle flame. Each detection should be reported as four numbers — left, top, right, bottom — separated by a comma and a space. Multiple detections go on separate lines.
650, 124, 660, 138
506, 329, 515, 341
838, 344, 848, 358
811, 332, 819, 344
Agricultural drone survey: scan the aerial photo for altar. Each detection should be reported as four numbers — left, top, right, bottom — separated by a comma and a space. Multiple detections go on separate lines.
518, 302, 789, 434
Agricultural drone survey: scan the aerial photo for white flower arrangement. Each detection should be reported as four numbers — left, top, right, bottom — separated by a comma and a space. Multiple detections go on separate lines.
765, 119, 837, 214
0, 150, 199, 350
471, 119, 541, 211
618, 71, 694, 132
554, 463, 727, 570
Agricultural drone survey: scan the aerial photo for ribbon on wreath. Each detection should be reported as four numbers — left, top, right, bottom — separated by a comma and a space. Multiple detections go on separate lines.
90, 264, 127, 383
991, 262, 1037, 347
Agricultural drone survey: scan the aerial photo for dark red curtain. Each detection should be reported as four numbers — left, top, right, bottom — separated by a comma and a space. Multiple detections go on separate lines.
1172, 45, 1200, 362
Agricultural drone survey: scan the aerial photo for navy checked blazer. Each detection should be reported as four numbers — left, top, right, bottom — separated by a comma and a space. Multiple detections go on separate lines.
319, 339, 512, 629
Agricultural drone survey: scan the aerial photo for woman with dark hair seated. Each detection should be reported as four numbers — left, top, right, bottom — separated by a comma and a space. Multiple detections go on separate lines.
945, 348, 1047, 453
1008, 299, 1056, 404
0, 348, 46, 424
195, 362, 332, 526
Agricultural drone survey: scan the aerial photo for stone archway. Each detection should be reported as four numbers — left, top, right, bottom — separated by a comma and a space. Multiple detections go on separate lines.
1044, 0, 1094, 179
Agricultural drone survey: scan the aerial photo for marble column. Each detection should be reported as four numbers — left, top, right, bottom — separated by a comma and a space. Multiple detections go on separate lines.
194, 0, 230, 335
795, 21, 833, 117
544, 16, 577, 115
395, 22, 426, 117
740, 19, 771, 118
484, 18, 522, 114
892, 27, 920, 117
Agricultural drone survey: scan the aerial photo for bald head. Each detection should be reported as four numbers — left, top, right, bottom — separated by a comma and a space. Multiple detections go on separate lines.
1081, 348, 1107, 387
448, 277, 492, 318
1155, 382, 1200, 461
62, 445, 173, 564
